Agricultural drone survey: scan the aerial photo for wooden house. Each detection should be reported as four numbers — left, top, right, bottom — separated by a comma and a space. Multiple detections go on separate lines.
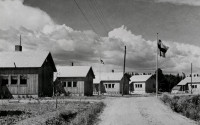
175, 77, 200, 94
93, 72, 130, 95
56, 66, 95, 96
0, 47, 56, 98
129, 75, 156, 94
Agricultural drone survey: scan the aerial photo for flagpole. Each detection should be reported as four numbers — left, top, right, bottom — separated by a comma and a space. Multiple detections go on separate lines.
156, 33, 158, 98
99, 57, 101, 95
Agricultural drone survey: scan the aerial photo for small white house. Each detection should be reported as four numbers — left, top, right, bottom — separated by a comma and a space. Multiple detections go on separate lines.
93, 72, 130, 95
176, 77, 200, 94
129, 75, 156, 94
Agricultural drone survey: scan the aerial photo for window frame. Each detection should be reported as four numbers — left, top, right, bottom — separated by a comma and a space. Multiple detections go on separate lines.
68, 81, 72, 87
73, 81, 77, 87
11, 75, 18, 85
62, 81, 66, 87
105, 84, 107, 88
1, 75, 9, 86
108, 84, 111, 88
112, 84, 115, 88
20, 75, 27, 85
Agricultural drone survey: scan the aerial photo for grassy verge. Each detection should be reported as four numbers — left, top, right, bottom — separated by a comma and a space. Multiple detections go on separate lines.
71, 102, 105, 125
0, 101, 92, 125
160, 93, 200, 121
46, 102, 105, 125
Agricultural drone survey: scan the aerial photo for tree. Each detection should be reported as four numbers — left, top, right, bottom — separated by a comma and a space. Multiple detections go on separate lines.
153, 68, 183, 92
153, 68, 168, 92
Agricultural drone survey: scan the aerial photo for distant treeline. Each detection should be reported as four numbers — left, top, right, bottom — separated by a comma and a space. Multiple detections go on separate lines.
152, 68, 185, 92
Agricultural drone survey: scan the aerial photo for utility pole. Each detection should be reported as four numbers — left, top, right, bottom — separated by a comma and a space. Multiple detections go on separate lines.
156, 33, 159, 97
122, 46, 126, 96
191, 63, 193, 94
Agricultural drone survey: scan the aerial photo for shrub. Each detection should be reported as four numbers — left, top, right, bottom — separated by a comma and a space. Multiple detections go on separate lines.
160, 93, 171, 103
191, 95, 200, 105
176, 96, 189, 113
59, 110, 77, 122
161, 94, 200, 122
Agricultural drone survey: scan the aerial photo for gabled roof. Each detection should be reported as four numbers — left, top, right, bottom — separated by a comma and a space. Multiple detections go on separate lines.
130, 75, 152, 83
172, 86, 181, 90
0, 51, 56, 71
56, 66, 94, 78
94, 72, 123, 83
177, 77, 200, 85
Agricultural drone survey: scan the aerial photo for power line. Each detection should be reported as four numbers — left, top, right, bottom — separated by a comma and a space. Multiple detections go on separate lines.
89, 0, 113, 31
86, 0, 108, 33
72, 0, 97, 33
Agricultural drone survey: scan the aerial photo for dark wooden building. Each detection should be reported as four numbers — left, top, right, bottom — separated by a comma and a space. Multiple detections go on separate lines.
0, 47, 56, 98
56, 66, 95, 96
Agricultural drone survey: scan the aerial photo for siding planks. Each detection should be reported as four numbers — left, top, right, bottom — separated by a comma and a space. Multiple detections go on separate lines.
7, 74, 38, 95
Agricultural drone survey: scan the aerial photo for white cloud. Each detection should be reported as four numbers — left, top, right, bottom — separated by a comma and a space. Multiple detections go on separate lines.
42, 24, 73, 35
0, 0, 54, 30
155, 0, 200, 6
0, 0, 200, 74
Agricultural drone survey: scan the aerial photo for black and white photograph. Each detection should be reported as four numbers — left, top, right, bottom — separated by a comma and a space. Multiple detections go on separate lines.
0, 0, 200, 124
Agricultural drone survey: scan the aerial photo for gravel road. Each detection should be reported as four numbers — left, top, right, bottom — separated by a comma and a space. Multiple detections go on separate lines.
98, 97, 197, 125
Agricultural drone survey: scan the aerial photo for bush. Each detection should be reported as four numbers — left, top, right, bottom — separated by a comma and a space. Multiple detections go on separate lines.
160, 93, 171, 103
160, 94, 200, 122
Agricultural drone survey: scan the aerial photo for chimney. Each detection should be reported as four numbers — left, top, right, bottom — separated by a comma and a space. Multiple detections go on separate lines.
15, 35, 22, 52
15, 45, 22, 51
112, 69, 114, 73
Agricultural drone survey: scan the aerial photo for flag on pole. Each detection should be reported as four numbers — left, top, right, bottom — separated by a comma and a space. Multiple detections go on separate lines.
158, 39, 169, 57
100, 59, 104, 64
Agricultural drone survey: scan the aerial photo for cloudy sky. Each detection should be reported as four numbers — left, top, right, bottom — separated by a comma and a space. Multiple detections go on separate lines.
1, 0, 200, 74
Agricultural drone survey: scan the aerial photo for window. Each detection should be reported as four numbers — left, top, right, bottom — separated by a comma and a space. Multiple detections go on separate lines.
135, 84, 142, 88
68, 81, 72, 87
20, 75, 27, 85
73, 82, 77, 87
112, 84, 115, 88
108, 84, 111, 88
62, 82, 66, 87
191, 85, 197, 88
193, 85, 197, 88
105, 84, 107, 88
11, 75, 18, 85
1, 75, 8, 86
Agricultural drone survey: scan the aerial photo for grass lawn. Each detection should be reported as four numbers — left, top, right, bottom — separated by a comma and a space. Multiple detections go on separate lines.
0, 98, 105, 125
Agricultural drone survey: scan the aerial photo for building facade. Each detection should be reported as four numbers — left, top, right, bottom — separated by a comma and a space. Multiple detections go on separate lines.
94, 72, 130, 95
129, 75, 156, 94
174, 77, 200, 94
56, 66, 95, 96
0, 50, 56, 98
